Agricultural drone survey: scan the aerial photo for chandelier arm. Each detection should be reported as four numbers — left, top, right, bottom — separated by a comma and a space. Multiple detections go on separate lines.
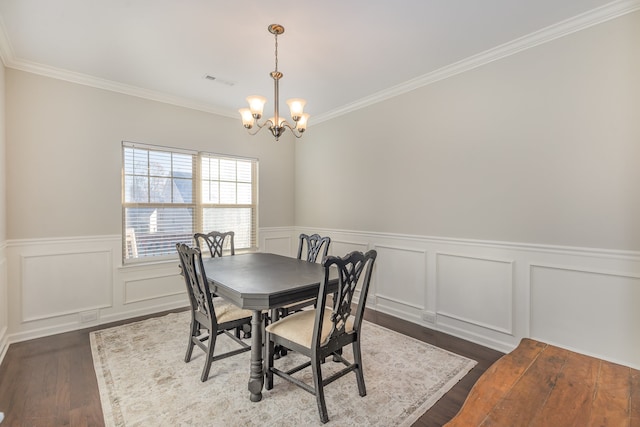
245, 118, 274, 136
281, 121, 305, 138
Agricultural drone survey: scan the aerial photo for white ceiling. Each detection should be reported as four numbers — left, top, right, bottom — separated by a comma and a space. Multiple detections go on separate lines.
0, 0, 636, 123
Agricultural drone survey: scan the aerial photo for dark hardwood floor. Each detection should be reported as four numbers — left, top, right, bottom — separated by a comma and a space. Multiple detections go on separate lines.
0, 308, 503, 426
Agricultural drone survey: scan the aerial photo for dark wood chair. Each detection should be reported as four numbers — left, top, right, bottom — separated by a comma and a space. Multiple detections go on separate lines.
298, 233, 331, 263
176, 243, 252, 382
275, 233, 331, 319
194, 230, 252, 338
265, 249, 377, 423
194, 231, 235, 257
272, 234, 331, 357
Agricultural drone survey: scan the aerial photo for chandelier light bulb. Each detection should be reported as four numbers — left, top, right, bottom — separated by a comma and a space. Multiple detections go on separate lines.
246, 96, 267, 118
296, 113, 310, 132
286, 98, 306, 121
238, 108, 254, 128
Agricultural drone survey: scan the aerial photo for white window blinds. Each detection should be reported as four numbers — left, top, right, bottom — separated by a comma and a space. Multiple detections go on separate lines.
122, 142, 258, 262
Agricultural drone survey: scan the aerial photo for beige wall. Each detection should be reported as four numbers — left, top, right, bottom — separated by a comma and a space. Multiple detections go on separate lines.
1, 62, 7, 352
295, 11, 640, 251
5, 70, 295, 241
0, 62, 5, 242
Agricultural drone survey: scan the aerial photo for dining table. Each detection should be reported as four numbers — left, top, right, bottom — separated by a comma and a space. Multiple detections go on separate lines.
201, 252, 337, 402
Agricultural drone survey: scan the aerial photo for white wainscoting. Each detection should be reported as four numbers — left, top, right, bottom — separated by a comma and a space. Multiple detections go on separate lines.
260, 228, 295, 256
21, 250, 113, 322
3, 228, 639, 369
375, 245, 426, 323
294, 228, 640, 369
5, 235, 188, 344
530, 263, 640, 368
436, 253, 514, 335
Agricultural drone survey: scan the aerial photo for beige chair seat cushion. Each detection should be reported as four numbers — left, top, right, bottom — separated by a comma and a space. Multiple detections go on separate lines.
266, 309, 354, 349
213, 298, 253, 324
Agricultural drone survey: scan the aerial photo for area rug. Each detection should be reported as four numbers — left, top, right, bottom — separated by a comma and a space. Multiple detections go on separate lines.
90, 311, 476, 426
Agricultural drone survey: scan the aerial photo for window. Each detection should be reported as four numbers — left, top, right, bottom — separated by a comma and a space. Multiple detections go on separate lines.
122, 142, 257, 262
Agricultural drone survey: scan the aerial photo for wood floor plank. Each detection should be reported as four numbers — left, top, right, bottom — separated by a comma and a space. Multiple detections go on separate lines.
0, 307, 504, 426
55, 348, 73, 425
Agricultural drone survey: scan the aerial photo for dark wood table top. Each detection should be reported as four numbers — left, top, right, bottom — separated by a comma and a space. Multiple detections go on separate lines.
202, 252, 336, 310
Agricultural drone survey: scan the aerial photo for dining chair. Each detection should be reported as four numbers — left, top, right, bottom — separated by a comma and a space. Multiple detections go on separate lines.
176, 243, 252, 382
271, 233, 331, 357
194, 231, 248, 338
194, 230, 235, 258
265, 249, 377, 423
275, 233, 331, 319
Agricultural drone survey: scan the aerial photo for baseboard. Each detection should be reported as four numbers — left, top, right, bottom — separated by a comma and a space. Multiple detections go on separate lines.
5, 301, 188, 346
0, 325, 8, 367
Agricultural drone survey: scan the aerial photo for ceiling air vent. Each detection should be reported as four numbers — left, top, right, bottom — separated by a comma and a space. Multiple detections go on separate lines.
204, 75, 236, 87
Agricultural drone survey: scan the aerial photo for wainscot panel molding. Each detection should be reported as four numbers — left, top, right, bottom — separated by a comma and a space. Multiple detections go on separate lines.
21, 250, 113, 322
1, 228, 298, 345
530, 263, 640, 369
123, 272, 184, 305
5, 235, 188, 344
260, 227, 295, 256
375, 245, 427, 322
436, 253, 514, 335
3, 228, 639, 369
294, 227, 640, 369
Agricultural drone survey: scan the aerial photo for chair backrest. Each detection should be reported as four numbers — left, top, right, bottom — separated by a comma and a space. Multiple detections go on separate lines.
314, 250, 377, 348
297, 233, 331, 263
194, 231, 235, 258
176, 243, 217, 324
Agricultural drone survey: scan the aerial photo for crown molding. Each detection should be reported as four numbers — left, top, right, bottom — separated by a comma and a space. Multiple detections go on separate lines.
313, 0, 640, 124
9, 59, 237, 118
1, 1, 639, 123
0, 14, 237, 119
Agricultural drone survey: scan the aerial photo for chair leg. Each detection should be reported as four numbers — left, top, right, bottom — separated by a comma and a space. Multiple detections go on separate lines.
265, 337, 274, 390
353, 341, 367, 397
242, 323, 252, 339
185, 320, 198, 363
200, 331, 217, 382
280, 346, 289, 357
312, 357, 329, 423
332, 347, 343, 362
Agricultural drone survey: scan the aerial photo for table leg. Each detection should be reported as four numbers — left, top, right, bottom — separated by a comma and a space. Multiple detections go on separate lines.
248, 310, 264, 402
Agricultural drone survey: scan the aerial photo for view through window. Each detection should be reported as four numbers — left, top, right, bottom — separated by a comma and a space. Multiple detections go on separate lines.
122, 141, 257, 262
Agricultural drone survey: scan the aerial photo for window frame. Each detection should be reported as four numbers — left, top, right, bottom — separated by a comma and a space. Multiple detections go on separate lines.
121, 141, 258, 264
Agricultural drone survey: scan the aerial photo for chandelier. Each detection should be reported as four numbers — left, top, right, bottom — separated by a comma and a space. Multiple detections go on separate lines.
238, 24, 309, 141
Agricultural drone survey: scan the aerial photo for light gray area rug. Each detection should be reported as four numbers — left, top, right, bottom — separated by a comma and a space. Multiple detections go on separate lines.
90, 311, 476, 426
